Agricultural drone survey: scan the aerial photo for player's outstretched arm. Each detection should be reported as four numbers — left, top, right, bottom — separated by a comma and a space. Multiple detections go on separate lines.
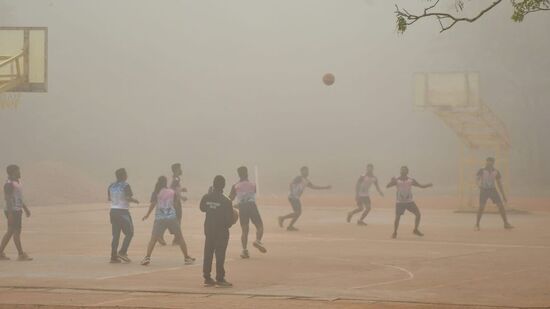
375, 179, 384, 197
386, 177, 397, 188
308, 183, 331, 190
412, 179, 433, 189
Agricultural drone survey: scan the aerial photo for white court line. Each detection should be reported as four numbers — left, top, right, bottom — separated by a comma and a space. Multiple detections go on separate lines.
91, 296, 137, 306
350, 263, 414, 290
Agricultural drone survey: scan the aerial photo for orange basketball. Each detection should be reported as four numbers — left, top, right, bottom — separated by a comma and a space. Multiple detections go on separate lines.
323, 73, 335, 86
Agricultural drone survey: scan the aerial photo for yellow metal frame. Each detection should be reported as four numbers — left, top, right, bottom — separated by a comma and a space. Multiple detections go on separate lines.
0, 50, 26, 93
434, 102, 511, 210
415, 72, 511, 210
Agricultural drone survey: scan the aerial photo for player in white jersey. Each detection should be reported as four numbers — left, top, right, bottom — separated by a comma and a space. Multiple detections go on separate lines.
387, 166, 432, 239
278, 166, 331, 231
229, 166, 266, 259
347, 164, 384, 226
476, 157, 513, 230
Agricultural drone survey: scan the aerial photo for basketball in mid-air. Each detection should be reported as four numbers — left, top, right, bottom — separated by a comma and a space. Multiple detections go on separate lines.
232, 209, 239, 225
323, 73, 335, 86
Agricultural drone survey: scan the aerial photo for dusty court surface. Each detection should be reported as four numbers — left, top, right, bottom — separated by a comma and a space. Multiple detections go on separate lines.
0, 201, 549, 308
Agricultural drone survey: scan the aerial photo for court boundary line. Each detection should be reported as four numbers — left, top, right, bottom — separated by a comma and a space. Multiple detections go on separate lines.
0, 285, 538, 308
350, 262, 414, 289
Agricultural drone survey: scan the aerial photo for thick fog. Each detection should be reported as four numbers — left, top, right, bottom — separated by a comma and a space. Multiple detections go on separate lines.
1, 0, 549, 202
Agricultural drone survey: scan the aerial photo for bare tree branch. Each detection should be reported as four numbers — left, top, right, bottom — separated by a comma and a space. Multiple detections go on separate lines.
395, 0, 550, 33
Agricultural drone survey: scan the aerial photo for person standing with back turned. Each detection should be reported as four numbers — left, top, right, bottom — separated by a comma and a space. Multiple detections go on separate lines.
200, 175, 235, 288
229, 166, 267, 259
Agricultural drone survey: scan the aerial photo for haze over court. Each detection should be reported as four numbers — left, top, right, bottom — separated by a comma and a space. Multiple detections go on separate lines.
1, 1, 549, 200
0, 1, 549, 308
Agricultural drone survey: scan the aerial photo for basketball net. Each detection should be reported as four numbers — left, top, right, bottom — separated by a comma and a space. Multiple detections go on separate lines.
0, 92, 21, 109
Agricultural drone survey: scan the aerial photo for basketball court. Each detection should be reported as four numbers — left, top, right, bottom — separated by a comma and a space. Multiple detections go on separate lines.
1, 5, 549, 309
0, 202, 548, 308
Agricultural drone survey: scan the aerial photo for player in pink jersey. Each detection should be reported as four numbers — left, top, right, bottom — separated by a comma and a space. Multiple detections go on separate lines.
229, 166, 266, 259
387, 166, 432, 239
475, 157, 513, 230
347, 164, 384, 226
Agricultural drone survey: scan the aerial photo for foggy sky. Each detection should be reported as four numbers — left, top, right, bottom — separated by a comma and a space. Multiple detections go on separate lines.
1, 0, 549, 200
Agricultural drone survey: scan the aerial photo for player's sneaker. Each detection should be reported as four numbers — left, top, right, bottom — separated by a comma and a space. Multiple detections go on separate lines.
0, 253, 10, 261
413, 229, 424, 237
204, 278, 216, 287
110, 256, 122, 264
215, 280, 233, 288
118, 253, 131, 263
357, 221, 367, 226
140, 256, 151, 266
287, 226, 299, 232
278, 216, 284, 228
504, 223, 514, 229
253, 240, 267, 253
391, 232, 397, 239
184, 256, 196, 265
240, 250, 250, 259
17, 253, 33, 261
347, 212, 353, 223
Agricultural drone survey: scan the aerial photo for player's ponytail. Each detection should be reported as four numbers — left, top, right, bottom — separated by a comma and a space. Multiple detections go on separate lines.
153, 176, 168, 198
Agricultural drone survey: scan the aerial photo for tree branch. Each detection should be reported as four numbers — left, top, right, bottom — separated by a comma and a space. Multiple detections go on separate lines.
395, 0, 504, 33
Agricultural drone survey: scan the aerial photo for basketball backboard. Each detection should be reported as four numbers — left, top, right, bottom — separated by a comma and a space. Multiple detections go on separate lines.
414, 72, 480, 109
0, 27, 48, 93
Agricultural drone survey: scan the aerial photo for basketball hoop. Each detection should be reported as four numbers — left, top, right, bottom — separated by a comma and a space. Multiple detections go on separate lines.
0, 92, 21, 109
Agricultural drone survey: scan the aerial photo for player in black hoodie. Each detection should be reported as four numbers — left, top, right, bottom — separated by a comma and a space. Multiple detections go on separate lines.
200, 175, 235, 288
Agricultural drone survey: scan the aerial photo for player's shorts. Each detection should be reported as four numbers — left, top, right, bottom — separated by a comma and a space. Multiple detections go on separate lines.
4, 210, 22, 231
479, 188, 503, 205
238, 202, 263, 227
288, 197, 302, 214
395, 202, 419, 216
356, 196, 371, 208
152, 218, 181, 239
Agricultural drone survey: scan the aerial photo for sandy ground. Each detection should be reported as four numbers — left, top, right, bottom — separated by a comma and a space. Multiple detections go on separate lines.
0, 201, 549, 308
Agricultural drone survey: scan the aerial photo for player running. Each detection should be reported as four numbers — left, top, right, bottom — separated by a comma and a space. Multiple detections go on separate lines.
107, 168, 139, 263
159, 163, 188, 246
229, 166, 266, 259
278, 166, 331, 231
0, 165, 32, 261
347, 164, 384, 226
140, 176, 195, 266
387, 166, 432, 239
475, 157, 513, 230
